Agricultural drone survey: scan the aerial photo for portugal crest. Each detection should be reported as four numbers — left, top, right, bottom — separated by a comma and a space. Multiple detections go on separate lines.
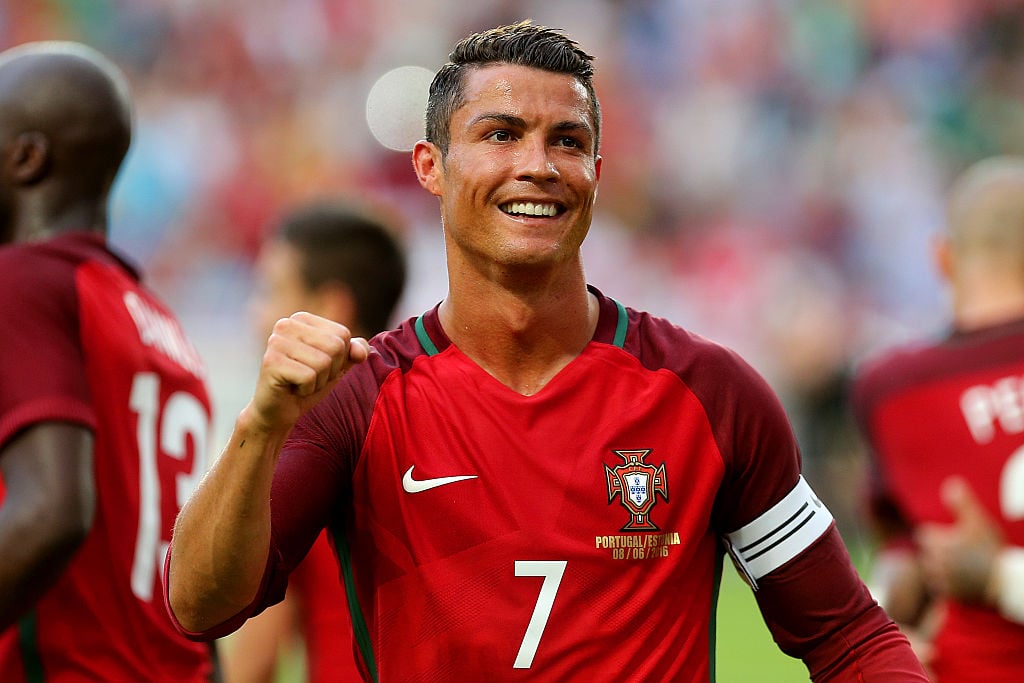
604, 449, 669, 531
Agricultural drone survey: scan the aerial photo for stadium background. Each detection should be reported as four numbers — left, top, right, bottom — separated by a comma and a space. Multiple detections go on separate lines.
4, 0, 1022, 680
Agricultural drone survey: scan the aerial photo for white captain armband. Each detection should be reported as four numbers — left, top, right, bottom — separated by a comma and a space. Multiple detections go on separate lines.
723, 476, 833, 590
995, 546, 1024, 624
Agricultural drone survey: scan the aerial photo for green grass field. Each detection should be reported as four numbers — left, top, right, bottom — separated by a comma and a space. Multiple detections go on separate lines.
715, 566, 808, 682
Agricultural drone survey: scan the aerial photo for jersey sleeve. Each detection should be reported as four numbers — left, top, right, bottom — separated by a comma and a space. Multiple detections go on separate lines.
689, 341, 805, 536
753, 521, 927, 680
267, 359, 381, 571
0, 250, 95, 449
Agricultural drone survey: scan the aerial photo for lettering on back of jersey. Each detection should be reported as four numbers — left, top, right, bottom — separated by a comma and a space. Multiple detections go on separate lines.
123, 291, 206, 379
960, 375, 1024, 444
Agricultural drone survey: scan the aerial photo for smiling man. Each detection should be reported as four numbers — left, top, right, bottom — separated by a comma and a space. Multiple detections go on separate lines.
165, 21, 927, 682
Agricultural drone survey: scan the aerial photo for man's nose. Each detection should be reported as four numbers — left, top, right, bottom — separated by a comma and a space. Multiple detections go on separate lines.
514, 138, 559, 182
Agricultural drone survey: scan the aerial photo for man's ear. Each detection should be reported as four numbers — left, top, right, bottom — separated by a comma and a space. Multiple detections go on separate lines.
6, 132, 50, 185
412, 140, 443, 197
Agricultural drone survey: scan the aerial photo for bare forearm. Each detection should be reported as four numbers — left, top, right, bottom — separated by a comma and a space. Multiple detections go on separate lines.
167, 408, 290, 633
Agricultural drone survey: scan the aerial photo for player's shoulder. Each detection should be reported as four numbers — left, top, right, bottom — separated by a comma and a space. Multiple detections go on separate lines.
0, 238, 57, 265
333, 314, 430, 397
855, 319, 1024, 410
607, 298, 785, 423
367, 314, 428, 368
0, 231, 123, 281
621, 302, 761, 381
0, 239, 79, 294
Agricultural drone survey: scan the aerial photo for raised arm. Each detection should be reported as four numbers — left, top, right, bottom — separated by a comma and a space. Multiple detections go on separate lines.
0, 422, 95, 630
165, 312, 368, 634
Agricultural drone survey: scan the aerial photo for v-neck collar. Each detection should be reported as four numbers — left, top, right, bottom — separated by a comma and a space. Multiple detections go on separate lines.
414, 285, 627, 358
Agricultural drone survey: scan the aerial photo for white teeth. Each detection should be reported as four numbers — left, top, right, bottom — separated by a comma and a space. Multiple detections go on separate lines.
502, 202, 558, 217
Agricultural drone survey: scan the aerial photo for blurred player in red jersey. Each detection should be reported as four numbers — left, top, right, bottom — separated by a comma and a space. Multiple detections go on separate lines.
0, 42, 217, 680
166, 21, 927, 681
853, 156, 1024, 681
222, 201, 406, 683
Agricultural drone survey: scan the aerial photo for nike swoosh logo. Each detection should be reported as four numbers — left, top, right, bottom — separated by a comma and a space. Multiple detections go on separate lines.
402, 465, 478, 493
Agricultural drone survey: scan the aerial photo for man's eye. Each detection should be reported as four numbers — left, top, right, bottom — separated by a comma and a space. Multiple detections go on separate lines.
488, 130, 513, 142
557, 136, 583, 149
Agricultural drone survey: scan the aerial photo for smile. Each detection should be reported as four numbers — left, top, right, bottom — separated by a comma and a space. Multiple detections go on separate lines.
500, 201, 560, 217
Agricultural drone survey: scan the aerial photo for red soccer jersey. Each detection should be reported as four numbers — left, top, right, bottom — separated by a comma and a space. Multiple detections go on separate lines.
0, 232, 214, 681
853, 319, 1024, 681
177, 288, 923, 682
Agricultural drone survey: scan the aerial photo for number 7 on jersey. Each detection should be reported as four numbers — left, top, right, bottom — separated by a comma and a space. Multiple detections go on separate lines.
514, 560, 567, 669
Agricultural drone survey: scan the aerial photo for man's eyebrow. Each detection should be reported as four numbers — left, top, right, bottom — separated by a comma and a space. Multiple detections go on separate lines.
469, 113, 527, 128
467, 114, 594, 136
551, 120, 593, 136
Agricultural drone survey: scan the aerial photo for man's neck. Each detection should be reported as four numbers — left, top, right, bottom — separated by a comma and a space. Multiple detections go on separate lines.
15, 203, 107, 243
439, 274, 599, 396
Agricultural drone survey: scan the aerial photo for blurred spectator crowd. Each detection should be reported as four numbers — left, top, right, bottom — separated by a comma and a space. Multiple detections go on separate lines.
5, 0, 1024, 537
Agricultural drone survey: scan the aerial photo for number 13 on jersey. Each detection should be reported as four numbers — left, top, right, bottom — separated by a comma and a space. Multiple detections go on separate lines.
129, 372, 210, 602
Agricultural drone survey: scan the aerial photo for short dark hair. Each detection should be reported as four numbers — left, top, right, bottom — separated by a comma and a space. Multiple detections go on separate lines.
424, 20, 600, 155
278, 201, 407, 336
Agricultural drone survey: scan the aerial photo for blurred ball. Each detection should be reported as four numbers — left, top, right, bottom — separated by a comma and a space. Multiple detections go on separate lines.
365, 65, 434, 152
